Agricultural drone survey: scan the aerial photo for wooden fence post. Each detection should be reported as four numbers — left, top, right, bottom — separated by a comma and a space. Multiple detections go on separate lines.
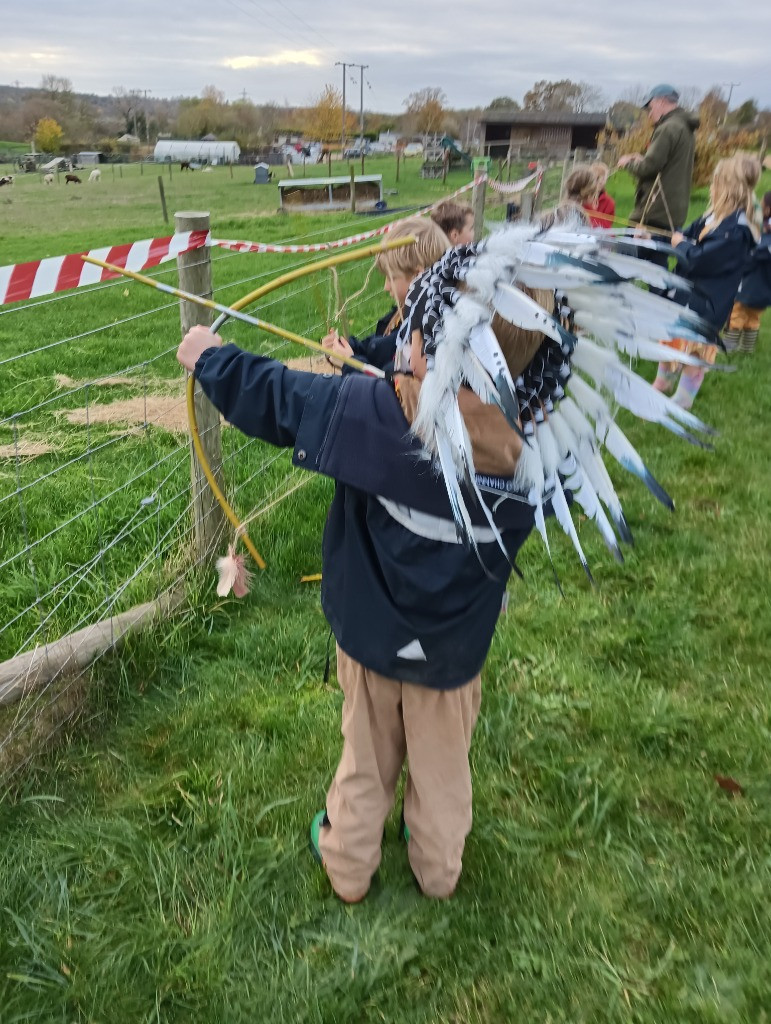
175, 211, 226, 564
472, 171, 486, 242
350, 163, 356, 213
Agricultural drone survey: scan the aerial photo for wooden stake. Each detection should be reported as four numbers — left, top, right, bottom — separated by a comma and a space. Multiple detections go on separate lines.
157, 176, 168, 224
175, 211, 226, 564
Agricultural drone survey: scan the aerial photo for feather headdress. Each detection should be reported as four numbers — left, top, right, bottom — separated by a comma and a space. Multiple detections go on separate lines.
396, 221, 722, 577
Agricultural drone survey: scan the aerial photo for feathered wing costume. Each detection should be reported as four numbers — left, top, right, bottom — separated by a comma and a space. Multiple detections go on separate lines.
395, 222, 722, 580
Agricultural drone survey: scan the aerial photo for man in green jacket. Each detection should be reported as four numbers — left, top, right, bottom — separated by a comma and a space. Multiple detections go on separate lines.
618, 84, 699, 232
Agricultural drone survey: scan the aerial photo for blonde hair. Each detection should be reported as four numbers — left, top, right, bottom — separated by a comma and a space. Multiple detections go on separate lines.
375, 217, 450, 279
733, 152, 761, 191
430, 200, 474, 237
563, 164, 600, 205
591, 161, 610, 188
704, 158, 755, 236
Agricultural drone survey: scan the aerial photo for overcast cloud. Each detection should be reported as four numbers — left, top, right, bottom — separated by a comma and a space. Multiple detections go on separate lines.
4, 0, 770, 111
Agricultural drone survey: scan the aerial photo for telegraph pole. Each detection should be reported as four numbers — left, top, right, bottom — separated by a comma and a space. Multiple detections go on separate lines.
721, 81, 740, 125
351, 64, 369, 144
335, 62, 348, 153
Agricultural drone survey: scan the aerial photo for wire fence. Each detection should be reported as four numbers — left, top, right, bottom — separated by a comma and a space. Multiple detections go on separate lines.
0, 211, 391, 780
0, 169, 560, 781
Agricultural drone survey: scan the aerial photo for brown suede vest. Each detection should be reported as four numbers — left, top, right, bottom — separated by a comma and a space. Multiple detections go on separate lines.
393, 374, 522, 478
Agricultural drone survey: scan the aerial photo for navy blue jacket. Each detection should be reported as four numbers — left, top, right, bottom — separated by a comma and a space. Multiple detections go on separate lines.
345, 307, 400, 374
737, 230, 771, 310
194, 344, 536, 689
673, 211, 756, 328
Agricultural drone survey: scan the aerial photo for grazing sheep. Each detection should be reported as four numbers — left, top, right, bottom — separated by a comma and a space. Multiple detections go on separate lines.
0, 175, 14, 187
65, 173, 81, 184
88, 168, 101, 183
43, 173, 55, 185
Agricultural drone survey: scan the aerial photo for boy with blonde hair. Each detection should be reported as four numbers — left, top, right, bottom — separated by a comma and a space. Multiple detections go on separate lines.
322, 216, 449, 371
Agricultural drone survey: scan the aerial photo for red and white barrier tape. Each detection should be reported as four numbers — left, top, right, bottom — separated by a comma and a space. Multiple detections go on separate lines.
0, 179, 481, 307
0, 231, 210, 307
486, 171, 539, 194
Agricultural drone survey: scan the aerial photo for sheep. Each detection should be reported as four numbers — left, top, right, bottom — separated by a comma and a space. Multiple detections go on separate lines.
65, 173, 81, 184
43, 173, 55, 185
88, 168, 101, 183
0, 175, 14, 187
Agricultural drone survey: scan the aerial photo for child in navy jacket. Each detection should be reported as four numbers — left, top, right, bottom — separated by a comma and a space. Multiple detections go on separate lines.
653, 157, 757, 409
177, 314, 539, 902
321, 217, 449, 373
726, 190, 771, 354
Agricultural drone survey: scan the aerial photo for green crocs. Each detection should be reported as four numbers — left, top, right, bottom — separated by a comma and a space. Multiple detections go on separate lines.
399, 806, 410, 843
309, 810, 329, 864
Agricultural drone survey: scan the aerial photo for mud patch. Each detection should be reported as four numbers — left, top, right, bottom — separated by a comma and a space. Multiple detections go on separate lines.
60, 396, 192, 434
284, 354, 340, 374
0, 440, 56, 459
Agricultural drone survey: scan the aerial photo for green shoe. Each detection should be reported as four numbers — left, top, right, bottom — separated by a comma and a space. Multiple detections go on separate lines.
399, 806, 410, 843
309, 810, 329, 865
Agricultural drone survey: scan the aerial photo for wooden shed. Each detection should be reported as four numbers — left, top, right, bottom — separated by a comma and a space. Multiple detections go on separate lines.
277, 175, 383, 212
481, 111, 609, 159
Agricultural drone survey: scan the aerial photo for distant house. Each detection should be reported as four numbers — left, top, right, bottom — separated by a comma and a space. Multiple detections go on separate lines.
480, 110, 609, 158
153, 139, 241, 165
117, 133, 141, 145
201, 133, 217, 142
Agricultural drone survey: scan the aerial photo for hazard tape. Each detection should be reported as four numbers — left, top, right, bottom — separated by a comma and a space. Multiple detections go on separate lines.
0, 231, 210, 307
486, 171, 539, 194
0, 179, 481, 307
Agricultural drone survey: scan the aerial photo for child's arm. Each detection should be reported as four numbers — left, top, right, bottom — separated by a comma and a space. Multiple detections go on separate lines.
673, 224, 750, 278
178, 325, 341, 447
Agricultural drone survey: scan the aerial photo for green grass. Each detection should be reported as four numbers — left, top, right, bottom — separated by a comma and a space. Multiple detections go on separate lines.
0, 161, 770, 1023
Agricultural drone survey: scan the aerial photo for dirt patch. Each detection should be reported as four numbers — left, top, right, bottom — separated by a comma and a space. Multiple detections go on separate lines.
0, 439, 56, 459
60, 396, 192, 434
55, 373, 145, 389
283, 354, 340, 374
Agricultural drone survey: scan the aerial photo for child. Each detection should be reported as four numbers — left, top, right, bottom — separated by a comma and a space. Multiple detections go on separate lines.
652, 157, 757, 409
725, 190, 771, 354
322, 217, 449, 372
176, 306, 544, 903
583, 161, 616, 229
430, 200, 475, 245
562, 164, 599, 222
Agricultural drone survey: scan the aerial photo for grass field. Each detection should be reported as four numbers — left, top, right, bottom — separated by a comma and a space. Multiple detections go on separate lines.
0, 158, 770, 1023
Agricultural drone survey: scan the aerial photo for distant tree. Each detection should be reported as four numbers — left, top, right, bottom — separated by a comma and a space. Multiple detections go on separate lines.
303, 84, 356, 142
699, 87, 728, 127
34, 116, 63, 152
733, 99, 758, 126
403, 87, 446, 136
523, 79, 603, 113
486, 96, 520, 111
608, 100, 640, 130
40, 74, 73, 110
111, 86, 143, 135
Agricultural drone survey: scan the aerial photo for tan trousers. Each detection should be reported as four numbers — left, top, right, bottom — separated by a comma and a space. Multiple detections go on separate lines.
318, 646, 482, 901
729, 302, 762, 332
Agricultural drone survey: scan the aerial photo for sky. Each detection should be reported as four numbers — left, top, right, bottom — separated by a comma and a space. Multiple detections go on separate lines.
3, 0, 770, 113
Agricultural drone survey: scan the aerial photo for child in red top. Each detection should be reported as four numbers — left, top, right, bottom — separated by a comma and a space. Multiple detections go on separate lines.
583, 162, 616, 228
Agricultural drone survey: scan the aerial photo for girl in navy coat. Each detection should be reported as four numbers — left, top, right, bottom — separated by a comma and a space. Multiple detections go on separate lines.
652, 157, 757, 409
726, 190, 771, 353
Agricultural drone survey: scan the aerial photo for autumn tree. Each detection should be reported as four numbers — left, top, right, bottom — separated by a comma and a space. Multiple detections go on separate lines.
699, 86, 728, 128
403, 87, 446, 136
523, 79, 603, 113
34, 116, 63, 153
303, 84, 356, 143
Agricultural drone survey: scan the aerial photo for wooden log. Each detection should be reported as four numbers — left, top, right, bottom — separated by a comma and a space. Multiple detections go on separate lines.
0, 592, 182, 706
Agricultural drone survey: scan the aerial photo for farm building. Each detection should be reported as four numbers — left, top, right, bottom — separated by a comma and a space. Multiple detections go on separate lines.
76, 151, 105, 165
480, 110, 609, 158
153, 139, 241, 165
